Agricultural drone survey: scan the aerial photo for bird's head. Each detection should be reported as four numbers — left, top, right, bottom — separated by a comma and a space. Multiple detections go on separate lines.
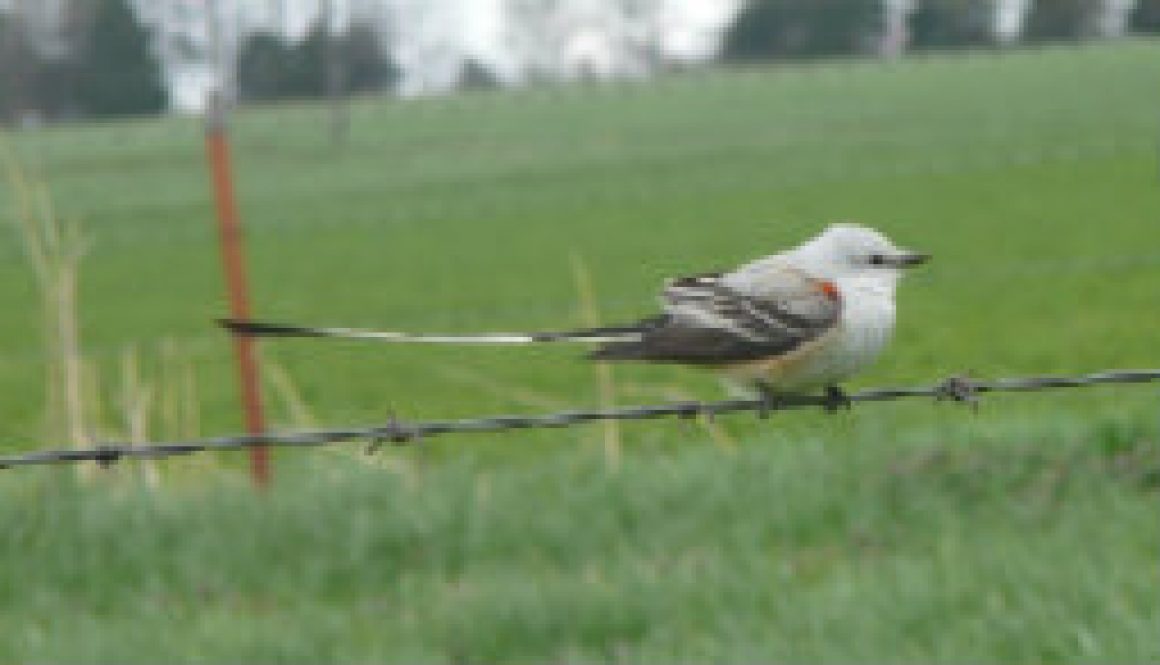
791, 223, 930, 283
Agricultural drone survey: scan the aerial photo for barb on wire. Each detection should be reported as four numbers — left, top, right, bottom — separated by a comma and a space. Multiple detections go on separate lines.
2, 369, 1159, 470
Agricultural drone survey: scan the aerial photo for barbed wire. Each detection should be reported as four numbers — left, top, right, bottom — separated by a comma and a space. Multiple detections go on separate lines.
2, 368, 1158, 470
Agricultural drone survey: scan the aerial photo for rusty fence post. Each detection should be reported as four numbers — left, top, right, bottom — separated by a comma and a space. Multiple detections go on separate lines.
204, 91, 270, 487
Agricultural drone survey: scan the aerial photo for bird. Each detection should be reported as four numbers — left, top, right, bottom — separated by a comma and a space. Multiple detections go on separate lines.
220, 223, 929, 412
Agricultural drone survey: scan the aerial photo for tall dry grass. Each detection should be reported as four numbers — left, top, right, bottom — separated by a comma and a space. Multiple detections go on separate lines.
570, 252, 621, 469
2, 137, 210, 481
2, 136, 89, 451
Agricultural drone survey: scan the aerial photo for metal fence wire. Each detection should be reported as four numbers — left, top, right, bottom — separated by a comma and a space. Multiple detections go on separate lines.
2, 368, 1159, 469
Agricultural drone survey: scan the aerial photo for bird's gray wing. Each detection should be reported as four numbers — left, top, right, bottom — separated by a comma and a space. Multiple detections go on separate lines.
589, 266, 841, 364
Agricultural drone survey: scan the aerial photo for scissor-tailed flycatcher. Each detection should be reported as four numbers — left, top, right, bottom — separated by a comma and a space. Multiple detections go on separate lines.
221, 224, 929, 410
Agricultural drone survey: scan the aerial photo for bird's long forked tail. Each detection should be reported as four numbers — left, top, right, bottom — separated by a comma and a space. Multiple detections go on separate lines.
218, 318, 647, 346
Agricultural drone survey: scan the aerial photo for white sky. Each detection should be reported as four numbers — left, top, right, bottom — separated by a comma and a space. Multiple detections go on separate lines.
271, 0, 746, 95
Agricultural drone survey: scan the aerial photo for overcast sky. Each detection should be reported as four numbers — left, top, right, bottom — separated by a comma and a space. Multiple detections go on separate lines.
264, 0, 743, 95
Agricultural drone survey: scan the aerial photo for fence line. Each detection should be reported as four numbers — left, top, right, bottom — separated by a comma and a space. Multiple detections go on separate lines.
2, 368, 1159, 470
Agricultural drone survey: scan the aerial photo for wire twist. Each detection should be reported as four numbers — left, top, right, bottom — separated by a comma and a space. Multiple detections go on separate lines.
2, 369, 1159, 469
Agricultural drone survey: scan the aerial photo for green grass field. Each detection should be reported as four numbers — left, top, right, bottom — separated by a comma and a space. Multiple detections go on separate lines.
2, 41, 1159, 661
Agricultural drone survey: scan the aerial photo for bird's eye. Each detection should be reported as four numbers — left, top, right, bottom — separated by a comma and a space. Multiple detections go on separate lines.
868, 254, 886, 266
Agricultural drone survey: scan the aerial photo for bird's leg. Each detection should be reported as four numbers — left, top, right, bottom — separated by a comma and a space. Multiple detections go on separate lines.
823, 385, 852, 414
753, 381, 786, 420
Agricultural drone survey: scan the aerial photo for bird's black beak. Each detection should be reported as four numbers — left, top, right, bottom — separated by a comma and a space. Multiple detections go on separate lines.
893, 251, 931, 268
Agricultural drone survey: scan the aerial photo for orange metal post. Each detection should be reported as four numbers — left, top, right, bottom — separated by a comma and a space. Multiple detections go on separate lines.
204, 94, 270, 487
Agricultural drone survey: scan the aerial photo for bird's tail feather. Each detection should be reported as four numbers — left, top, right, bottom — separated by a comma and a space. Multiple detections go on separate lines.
218, 318, 644, 345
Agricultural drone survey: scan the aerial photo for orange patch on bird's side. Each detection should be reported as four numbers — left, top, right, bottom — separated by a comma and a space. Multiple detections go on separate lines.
818, 280, 841, 301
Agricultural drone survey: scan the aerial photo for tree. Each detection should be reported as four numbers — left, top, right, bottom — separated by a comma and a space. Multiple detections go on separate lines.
236, 32, 294, 101
344, 23, 398, 93
0, 12, 78, 123
236, 25, 330, 101
286, 21, 329, 97
721, 0, 886, 61
908, 0, 996, 49
33, 59, 80, 119
1131, 0, 1160, 33
72, 0, 167, 117
1023, 0, 1104, 42
236, 22, 396, 102
458, 59, 499, 90
0, 12, 37, 123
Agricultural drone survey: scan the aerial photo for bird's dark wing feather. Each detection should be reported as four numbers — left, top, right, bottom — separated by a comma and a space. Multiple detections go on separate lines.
590, 269, 840, 364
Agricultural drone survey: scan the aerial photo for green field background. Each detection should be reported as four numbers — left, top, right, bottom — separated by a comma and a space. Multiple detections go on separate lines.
1, 42, 1159, 661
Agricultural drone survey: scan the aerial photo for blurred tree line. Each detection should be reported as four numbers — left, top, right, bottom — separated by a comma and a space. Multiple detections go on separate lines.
3, 0, 1160, 124
1, 0, 165, 123
1, 0, 398, 124
721, 0, 1160, 61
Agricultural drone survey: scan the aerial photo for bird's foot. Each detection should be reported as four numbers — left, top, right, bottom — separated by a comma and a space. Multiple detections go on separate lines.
754, 382, 785, 420
823, 385, 853, 414
935, 375, 980, 411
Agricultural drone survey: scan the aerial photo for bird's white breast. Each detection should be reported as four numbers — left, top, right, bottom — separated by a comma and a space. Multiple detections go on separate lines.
809, 277, 896, 385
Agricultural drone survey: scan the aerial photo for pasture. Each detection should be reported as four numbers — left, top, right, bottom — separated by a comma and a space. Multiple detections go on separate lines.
1, 41, 1159, 661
